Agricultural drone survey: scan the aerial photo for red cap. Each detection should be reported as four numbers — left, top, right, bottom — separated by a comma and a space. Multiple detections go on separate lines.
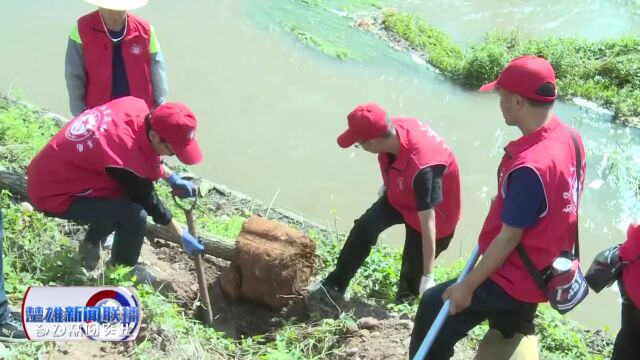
337, 103, 390, 148
480, 56, 557, 102
150, 102, 203, 165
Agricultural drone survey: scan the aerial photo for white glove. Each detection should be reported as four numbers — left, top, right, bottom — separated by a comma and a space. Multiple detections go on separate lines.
378, 184, 385, 197
419, 274, 435, 295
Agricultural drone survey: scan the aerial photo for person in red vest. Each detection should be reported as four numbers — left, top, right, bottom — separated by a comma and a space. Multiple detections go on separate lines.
409, 56, 586, 359
610, 224, 640, 359
65, 0, 167, 116
309, 103, 461, 306
26, 96, 204, 274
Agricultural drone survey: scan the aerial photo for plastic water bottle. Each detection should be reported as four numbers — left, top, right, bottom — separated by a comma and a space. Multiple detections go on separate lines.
552, 257, 572, 275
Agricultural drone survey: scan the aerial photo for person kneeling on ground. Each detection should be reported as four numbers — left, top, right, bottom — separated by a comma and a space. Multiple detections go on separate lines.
409, 56, 586, 359
26, 96, 204, 278
310, 103, 461, 307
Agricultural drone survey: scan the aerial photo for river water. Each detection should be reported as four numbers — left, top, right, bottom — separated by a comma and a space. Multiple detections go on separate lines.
2, 0, 640, 332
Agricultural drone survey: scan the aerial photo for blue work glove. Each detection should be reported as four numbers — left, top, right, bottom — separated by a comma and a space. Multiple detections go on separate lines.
167, 173, 195, 199
181, 228, 204, 256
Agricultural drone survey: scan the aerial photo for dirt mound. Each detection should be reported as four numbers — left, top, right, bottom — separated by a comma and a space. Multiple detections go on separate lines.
220, 216, 316, 309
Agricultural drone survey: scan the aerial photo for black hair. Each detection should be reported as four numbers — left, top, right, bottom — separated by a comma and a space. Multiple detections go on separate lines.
527, 82, 556, 108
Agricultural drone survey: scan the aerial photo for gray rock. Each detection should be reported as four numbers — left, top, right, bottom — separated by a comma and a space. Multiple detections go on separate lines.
398, 319, 414, 331
357, 317, 380, 330
19, 202, 33, 212
345, 323, 359, 335
346, 347, 359, 356
269, 317, 285, 327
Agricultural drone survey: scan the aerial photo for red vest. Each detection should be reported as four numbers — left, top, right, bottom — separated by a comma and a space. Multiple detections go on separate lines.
78, 11, 154, 110
27, 97, 163, 214
379, 118, 461, 239
620, 224, 640, 309
479, 116, 586, 303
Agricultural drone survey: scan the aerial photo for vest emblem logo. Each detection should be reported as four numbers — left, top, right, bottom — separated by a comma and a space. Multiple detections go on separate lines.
397, 177, 404, 191
65, 110, 103, 142
130, 44, 142, 56
563, 165, 579, 215
65, 106, 112, 153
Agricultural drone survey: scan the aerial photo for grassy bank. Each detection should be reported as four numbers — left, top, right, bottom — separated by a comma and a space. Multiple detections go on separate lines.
0, 95, 614, 358
381, 10, 640, 124
278, 0, 640, 124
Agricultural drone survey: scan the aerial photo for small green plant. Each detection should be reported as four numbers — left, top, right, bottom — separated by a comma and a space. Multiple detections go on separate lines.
286, 24, 351, 60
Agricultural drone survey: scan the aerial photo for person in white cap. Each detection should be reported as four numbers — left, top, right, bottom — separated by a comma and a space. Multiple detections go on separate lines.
65, 0, 168, 116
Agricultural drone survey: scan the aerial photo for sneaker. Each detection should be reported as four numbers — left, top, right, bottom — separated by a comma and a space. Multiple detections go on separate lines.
78, 241, 101, 271
305, 282, 344, 319
101, 233, 115, 251
0, 314, 27, 342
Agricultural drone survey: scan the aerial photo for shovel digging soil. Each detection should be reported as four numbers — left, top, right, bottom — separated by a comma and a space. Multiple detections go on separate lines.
172, 177, 214, 325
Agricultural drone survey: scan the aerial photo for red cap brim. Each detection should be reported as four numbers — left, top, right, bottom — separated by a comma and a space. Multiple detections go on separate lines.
174, 140, 203, 165
479, 80, 498, 92
337, 129, 357, 148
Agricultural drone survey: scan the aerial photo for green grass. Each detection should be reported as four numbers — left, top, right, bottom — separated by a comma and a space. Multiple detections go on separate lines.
381, 10, 640, 121
286, 24, 351, 60
0, 97, 58, 170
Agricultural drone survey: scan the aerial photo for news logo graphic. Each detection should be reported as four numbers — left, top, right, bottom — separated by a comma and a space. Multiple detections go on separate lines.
22, 287, 141, 341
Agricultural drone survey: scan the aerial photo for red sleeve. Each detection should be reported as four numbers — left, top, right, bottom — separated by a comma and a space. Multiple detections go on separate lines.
620, 224, 640, 261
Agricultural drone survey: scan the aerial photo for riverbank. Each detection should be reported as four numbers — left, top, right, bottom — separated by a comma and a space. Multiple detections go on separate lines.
0, 95, 613, 358
283, 1, 640, 127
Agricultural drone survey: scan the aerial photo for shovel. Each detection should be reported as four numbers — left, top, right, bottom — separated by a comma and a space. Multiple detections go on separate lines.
172, 177, 214, 326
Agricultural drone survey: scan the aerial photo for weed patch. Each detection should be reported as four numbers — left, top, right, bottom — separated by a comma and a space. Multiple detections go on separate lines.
381, 11, 640, 122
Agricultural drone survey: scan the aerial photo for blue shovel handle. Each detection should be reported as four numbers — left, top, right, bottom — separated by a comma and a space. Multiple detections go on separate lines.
413, 245, 481, 360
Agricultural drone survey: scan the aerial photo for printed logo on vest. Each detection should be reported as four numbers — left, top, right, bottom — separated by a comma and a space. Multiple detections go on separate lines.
130, 44, 142, 56
65, 110, 103, 142
65, 107, 112, 153
562, 166, 578, 214
397, 177, 404, 191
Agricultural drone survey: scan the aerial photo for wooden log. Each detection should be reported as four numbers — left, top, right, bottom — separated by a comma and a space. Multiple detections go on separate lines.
0, 170, 236, 261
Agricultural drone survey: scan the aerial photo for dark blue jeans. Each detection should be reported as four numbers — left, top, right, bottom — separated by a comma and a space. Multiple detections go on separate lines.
0, 210, 9, 321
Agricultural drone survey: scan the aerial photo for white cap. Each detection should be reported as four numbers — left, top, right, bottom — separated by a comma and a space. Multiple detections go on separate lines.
84, 0, 149, 11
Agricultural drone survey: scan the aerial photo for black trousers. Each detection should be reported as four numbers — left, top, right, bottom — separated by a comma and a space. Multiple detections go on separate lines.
52, 197, 148, 266
324, 195, 453, 297
612, 283, 640, 360
409, 278, 538, 360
